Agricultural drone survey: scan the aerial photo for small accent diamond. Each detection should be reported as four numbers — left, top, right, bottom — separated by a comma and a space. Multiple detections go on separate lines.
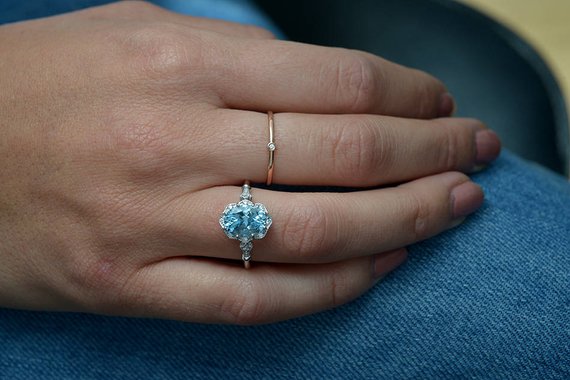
240, 241, 253, 261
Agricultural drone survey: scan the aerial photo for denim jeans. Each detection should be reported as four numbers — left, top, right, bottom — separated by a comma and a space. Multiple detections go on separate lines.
1, 1, 569, 379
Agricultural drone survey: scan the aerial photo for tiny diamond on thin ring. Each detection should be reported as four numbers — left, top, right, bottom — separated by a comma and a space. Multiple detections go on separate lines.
266, 111, 276, 185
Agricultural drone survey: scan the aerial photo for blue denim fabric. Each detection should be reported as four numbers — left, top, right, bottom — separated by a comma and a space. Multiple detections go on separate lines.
1, 1, 569, 379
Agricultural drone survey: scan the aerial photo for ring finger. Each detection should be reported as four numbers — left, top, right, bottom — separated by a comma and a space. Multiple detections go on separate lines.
151, 171, 483, 264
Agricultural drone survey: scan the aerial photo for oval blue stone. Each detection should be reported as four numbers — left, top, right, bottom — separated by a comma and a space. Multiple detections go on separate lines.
221, 202, 271, 241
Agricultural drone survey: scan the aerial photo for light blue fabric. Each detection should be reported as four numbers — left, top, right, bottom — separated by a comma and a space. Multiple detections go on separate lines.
1, 1, 569, 379
154, 0, 283, 37
0, 0, 283, 37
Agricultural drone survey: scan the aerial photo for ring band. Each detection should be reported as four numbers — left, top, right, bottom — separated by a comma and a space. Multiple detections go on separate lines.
219, 181, 272, 269
266, 111, 276, 186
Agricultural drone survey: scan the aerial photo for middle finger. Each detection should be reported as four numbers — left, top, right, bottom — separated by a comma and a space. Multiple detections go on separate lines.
206, 109, 501, 186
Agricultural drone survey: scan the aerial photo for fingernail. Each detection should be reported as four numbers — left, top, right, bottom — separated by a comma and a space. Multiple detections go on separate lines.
475, 129, 501, 165
373, 248, 408, 279
451, 181, 484, 219
439, 92, 456, 117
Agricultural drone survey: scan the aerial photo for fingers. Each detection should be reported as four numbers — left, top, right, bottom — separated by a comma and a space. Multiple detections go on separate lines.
86, 1, 276, 39
153, 172, 482, 264
204, 109, 501, 186
117, 248, 407, 324
85, 2, 448, 119
207, 37, 451, 118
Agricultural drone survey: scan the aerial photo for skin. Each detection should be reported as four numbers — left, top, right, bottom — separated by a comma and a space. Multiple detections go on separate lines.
0, 1, 500, 325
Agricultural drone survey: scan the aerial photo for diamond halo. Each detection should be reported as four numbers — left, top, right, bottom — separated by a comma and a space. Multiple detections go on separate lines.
219, 182, 272, 268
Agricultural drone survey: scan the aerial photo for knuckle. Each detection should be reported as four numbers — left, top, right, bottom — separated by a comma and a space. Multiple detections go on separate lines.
68, 256, 131, 312
412, 70, 445, 118
219, 278, 267, 325
324, 265, 354, 309
120, 24, 201, 78
326, 118, 390, 184
111, 117, 181, 179
437, 123, 460, 170
331, 52, 377, 112
436, 120, 479, 171
406, 191, 433, 241
415, 81, 433, 118
280, 200, 335, 261
115, 119, 167, 156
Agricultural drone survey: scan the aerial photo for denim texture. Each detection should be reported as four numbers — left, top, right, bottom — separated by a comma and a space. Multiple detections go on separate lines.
1, 1, 570, 379
1, 151, 568, 379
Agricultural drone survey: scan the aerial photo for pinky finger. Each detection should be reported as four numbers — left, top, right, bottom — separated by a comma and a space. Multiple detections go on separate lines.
122, 249, 407, 325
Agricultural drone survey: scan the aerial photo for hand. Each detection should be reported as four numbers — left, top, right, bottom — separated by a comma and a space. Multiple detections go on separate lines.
0, 1, 500, 324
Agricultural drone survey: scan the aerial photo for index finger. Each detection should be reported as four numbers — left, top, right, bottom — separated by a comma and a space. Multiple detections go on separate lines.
209, 37, 453, 118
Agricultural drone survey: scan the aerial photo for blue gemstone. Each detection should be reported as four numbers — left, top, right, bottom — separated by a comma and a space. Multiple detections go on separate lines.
221, 201, 271, 241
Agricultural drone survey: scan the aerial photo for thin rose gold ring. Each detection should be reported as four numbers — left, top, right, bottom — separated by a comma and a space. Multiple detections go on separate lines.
266, 111, 276, 185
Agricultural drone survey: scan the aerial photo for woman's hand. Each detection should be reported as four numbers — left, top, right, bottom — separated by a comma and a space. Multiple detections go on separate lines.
0, 1, 500, 324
